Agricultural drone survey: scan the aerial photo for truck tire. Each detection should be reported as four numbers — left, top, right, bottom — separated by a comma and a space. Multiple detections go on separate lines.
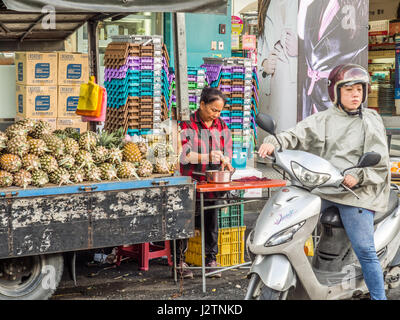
0, 253, 64, 300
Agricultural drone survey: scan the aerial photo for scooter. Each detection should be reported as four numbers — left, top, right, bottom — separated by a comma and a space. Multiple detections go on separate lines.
245, 113, 400, 300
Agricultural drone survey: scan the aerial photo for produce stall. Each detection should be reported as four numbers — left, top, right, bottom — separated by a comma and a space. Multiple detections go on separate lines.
0, 0, 228, 300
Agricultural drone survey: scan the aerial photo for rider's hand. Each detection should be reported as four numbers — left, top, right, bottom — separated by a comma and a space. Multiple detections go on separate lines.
343, 174, 358, 189
258, 143, 275, 158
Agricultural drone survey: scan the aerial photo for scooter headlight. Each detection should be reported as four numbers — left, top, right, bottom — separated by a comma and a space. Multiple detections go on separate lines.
291, 161, 331, 188
264, 221, 306, 247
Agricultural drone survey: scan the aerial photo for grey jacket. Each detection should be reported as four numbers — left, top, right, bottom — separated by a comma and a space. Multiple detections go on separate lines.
263, 106, 390, 212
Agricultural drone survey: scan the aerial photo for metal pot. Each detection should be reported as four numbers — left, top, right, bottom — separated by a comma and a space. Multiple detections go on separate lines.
192, 169, 235, 184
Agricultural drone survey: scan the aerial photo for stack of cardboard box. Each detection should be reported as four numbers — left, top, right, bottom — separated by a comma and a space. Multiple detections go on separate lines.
15, 51, 89, 133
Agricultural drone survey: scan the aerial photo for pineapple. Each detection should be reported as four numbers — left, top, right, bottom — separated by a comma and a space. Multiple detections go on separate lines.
40, 155, 58, 174
137, 142, 148, 158
16, 119, 37, 134
92, 146, 109, 164
6, 136, 29, 157
31, 169, 49, 187
154, 158, 170, 174
137, 159, 154, 177
31, 120, 52, 139
58, 154, 75, 169
22, 154, 41, 171
107, 147, 123, 165
68, 166, 85, 183
123, 142, 142, 163
13, 169, 32, 189
117, 162, 140, 179
98, 129, 122, 149
64, 127, 81, 141
41, 134, 65, 157
75, 150, 94, 169
0, 154, 22, 173
49, 168, 71, 186
63, 137, 79, 156
152, 143, 175, 159
99, 163, 118, 181
28, 139, 49, 156
0, 132, 8, 150
5, 123, 29, 139
0, 170, 13, 187
84, 166, 102, 182
79, 131, 98, 152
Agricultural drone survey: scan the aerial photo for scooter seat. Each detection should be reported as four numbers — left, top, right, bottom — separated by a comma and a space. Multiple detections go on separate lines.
320, 190, 399, 228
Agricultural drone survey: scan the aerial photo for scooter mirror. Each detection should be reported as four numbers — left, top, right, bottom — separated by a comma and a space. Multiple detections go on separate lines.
357, 152, 381, 168
255, 113, 276, 135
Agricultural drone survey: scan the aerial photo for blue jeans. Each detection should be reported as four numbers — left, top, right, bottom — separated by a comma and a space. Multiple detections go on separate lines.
321, 200, 387, 300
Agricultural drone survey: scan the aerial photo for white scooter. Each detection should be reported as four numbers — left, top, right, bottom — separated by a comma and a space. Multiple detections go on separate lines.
245, 113, 400, 300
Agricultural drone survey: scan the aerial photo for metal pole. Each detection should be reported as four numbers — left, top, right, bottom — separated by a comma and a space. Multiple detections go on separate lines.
172, 12, 190, 122
200, 192, 206, 293
87, 19, 99, 132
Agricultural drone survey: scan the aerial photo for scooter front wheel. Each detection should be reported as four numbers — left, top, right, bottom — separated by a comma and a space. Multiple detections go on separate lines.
245, 273, 289, 300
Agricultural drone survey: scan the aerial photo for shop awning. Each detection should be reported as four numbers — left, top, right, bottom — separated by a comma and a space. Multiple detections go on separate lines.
2, 0, 228, 14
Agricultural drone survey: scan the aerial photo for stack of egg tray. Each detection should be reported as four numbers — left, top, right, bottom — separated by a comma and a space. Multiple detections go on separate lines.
103, 36, 172, 136
170, 67, 207, 113
201, 57, 260, 168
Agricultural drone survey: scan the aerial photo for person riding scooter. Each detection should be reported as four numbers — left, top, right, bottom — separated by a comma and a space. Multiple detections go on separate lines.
258, 63, 391, 300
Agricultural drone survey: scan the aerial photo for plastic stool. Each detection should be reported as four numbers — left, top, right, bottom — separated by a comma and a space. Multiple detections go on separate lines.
115, 241, 172, 271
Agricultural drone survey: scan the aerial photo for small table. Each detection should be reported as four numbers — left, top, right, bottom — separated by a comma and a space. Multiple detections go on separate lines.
195, 179, 287, 293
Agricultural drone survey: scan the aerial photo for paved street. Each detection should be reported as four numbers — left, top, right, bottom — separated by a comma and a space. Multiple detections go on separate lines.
51, 210, 400, 301
51, 162, 400, 300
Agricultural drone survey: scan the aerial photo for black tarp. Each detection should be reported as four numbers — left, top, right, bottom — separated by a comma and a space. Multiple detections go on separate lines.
2, 0, 228, 14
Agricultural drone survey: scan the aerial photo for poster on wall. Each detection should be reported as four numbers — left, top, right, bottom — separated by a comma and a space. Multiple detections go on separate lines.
242, 35, 257, 50
256, 0, 298, 132
231, 16, 243, 35
231, 34, 240, 50
297, 0, 369, 121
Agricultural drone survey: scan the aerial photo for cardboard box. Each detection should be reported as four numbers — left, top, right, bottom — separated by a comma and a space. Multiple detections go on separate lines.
16, 84, 57, 118
15, 115, 57, 131
58, 52, 89, 85
58, 85, 80, 117
57, 117, 87, 134
15, 52, 57, 85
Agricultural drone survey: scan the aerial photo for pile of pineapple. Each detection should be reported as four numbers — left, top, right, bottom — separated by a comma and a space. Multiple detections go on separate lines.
0, 118, 177, 189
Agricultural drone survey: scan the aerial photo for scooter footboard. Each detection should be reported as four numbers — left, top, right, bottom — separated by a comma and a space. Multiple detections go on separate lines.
250, 254, 296, 291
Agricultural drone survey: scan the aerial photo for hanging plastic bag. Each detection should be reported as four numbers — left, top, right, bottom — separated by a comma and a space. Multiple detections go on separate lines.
76, 76, 102, 114
76, 86, 104, 117
82, 87, 107, 122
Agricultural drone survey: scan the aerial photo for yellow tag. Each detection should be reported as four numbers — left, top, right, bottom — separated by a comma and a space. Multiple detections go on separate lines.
304, 235, 314, 256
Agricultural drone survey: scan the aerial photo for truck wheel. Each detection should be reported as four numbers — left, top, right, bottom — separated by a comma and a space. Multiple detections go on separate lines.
0, 253, 64, 300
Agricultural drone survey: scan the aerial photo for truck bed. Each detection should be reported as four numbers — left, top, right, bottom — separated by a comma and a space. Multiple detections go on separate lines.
0, 175, 195, 259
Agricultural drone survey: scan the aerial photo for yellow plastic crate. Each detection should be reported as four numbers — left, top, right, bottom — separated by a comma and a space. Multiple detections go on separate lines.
185, 226, 246, 267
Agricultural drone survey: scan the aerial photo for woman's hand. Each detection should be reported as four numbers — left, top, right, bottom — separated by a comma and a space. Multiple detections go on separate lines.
342, 174, 358, 189
221, 161, 235, 172
210, 150, 224, 164
258, 143, 275, 158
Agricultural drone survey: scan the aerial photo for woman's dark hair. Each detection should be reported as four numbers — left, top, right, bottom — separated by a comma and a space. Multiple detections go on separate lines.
200, 87, 226, 105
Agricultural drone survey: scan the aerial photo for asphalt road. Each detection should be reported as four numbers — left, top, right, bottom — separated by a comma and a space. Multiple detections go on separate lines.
51, 211, 400, 301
